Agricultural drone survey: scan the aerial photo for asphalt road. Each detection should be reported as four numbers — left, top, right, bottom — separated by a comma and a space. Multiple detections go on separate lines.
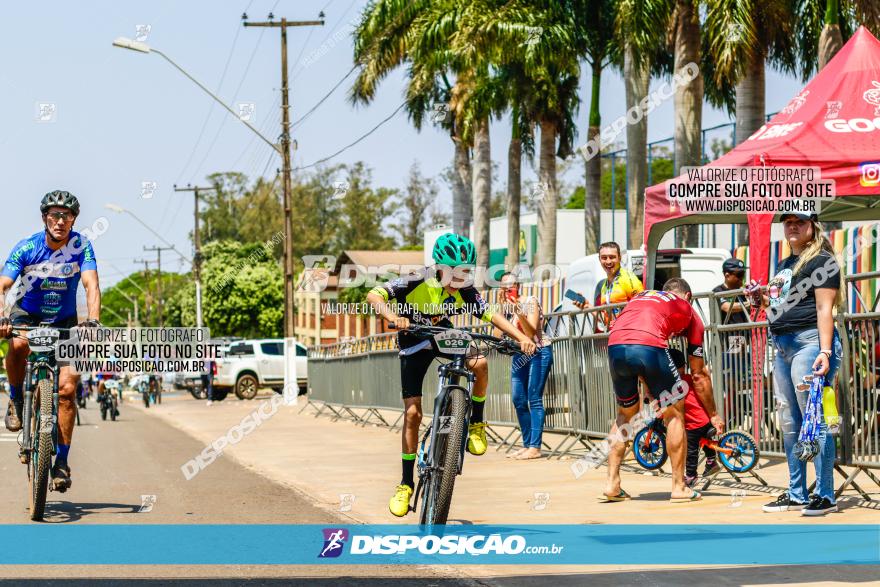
1, 393, 875, 586
0, 392, 476, 584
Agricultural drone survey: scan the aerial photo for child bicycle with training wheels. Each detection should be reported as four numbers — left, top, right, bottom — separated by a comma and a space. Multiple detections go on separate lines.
667, 349, 720, 486
634, 349, 759, 480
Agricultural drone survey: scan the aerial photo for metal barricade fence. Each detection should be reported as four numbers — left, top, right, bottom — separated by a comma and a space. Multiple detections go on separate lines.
841, 270, 880, 470
307, 275, 880, 475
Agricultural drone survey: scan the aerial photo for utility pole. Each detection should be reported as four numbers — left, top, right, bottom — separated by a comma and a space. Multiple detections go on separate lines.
134, 258, 157, 326
144, 245, 173, 327
244, 11, 324, 338
173, 184, 215, 329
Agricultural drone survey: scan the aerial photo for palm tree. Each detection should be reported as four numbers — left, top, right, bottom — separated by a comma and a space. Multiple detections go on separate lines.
452, 1, 580, 269
351, 0, 475, 239
799, 0, 880, 72
573, 0, 618, 255
671, 0, 704, 248
704, 0, 798, 244
496, 64, 536, 269
615, 0, 673, 250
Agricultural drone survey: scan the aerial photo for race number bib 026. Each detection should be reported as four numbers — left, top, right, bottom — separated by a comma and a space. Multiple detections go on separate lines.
433, 330, 472, 355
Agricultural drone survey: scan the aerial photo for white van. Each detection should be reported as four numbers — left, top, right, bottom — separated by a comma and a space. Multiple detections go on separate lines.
552, 248, 731, 326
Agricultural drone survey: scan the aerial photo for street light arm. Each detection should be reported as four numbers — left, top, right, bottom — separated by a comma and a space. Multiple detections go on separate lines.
104, 204, 193, 265
149, 48, 281, 154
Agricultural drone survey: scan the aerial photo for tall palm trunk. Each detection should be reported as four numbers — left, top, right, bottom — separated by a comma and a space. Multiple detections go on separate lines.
452, 134, 473, 237
819, 0, 843, 69
820, 0, 844, 231
537, 119, 558, 269
506, 109, 522, 269
624, 45, 649, 251
584, 61, 602, 255
472, 117, 492, 268
673, 0, 704, 247
733, 47, 766, 246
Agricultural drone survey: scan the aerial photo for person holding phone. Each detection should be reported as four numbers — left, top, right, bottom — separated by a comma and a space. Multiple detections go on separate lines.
747, 213, 843, 517
571, 242, 643, 329
497, 272, 553, 460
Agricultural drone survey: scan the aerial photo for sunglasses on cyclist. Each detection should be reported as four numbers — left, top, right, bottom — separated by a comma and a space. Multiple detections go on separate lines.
46, 211, 74, 223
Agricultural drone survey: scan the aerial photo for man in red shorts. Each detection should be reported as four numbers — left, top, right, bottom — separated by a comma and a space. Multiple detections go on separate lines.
601, 278, 723, 503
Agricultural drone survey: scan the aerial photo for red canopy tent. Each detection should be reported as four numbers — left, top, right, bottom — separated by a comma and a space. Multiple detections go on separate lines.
643, 26, 880, 287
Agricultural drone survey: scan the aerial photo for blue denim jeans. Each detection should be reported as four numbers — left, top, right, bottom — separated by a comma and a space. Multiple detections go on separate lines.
511, 345, 553, 448
771, 327, 842, 502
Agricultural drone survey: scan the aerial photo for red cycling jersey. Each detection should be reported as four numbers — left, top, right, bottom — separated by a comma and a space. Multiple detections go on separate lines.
607, 290, 705, 357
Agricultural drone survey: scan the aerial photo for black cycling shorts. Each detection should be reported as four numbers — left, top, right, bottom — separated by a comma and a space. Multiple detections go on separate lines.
608, 344, 684, 408
399, 346, 440, 399
10, 310, 77, 341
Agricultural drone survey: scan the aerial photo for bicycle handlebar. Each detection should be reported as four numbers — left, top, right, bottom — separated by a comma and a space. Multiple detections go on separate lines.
391, 324, 523, 355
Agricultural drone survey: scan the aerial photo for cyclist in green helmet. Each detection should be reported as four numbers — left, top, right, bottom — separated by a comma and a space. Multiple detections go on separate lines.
367, 233, 537, 517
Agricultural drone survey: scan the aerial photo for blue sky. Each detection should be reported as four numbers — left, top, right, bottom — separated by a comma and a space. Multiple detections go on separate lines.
0, 0, 806, 287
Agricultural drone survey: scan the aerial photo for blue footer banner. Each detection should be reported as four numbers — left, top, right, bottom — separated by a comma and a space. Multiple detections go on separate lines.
1, 524, 877, 565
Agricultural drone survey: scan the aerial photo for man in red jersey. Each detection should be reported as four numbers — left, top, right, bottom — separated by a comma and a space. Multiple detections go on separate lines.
600, 278, 723, 503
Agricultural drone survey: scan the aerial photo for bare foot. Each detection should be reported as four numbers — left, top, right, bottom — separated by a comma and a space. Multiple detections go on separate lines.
516, 448, 543, 460
506, 448, 528, 459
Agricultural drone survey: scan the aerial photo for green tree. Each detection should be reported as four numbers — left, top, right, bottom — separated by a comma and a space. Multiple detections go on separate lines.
336, 162, 398, 251
166, 240, 283, 337
390, 162, 436, 248
101, 270, 189, 328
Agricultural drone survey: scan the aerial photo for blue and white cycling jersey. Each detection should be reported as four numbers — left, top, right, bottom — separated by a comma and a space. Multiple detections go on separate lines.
1, 230, 97, 322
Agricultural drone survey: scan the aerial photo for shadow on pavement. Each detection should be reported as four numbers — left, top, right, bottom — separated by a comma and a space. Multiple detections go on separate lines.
40, 501, 143, 523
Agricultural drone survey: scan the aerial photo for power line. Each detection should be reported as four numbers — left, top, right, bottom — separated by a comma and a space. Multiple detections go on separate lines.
191, 0, 283, 181
294, 102, 405, 170
174, 1, 257, 186
291, 65, 356, 129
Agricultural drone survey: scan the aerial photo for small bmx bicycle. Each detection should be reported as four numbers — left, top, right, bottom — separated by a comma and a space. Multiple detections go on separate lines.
633, 416, 759, 474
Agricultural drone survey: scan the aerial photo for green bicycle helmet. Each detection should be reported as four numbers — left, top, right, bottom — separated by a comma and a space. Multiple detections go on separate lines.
432, 233, 476, 267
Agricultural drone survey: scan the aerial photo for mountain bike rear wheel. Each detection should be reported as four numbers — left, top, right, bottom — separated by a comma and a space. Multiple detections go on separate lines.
419, 386, 468, 526
717, 430, 759, 473
633, 426, 668, 470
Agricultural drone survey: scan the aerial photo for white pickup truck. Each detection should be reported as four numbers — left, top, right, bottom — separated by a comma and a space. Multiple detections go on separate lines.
214, 339, 308, 400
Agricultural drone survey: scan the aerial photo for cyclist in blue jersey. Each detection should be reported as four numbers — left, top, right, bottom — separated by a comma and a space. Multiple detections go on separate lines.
0, 191, 101, 492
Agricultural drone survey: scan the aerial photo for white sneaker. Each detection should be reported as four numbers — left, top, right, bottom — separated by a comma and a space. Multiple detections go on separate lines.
206, 401, 213, 406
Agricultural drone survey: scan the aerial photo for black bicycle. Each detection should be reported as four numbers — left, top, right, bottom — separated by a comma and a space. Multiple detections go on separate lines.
13, 326, 70, 521
402, 325, 520, 525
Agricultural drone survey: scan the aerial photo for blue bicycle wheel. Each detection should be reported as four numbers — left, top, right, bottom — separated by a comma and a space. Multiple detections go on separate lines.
633, 426, 667, 470
717, 431, 759, 473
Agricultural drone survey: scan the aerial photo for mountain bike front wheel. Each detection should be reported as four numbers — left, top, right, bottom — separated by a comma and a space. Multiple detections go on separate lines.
419, 385, 468, 526
29, 379, 53, 521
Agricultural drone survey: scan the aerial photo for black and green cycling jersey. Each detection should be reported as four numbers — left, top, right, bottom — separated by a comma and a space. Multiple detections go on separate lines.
370, 269, 493, 346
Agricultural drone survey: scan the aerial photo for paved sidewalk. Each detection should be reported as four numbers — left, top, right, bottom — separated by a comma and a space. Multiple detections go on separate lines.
132, 392, 878, 526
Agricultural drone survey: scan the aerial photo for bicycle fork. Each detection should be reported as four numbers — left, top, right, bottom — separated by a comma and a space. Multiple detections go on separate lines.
19, 363, 33, 464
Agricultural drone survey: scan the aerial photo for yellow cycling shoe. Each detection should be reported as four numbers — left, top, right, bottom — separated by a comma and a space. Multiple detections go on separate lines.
467, 422, 488, 455
389, 484, 413, 517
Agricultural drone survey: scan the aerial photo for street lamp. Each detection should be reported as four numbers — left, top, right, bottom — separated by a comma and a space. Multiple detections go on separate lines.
104, 204, 191, 264
104, 203, 203, 328
112, 36, 288, 332
111, 37, 280, 154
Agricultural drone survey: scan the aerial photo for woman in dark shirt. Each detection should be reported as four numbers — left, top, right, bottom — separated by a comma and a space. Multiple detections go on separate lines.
747, 213, 843, 516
